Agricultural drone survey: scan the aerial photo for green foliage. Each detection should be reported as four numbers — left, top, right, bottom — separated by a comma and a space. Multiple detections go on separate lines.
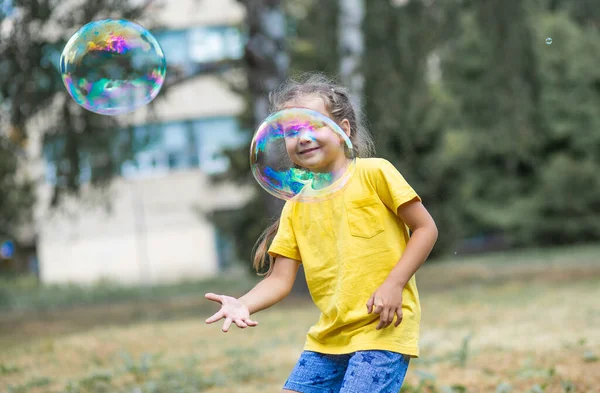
363, 0, 466, 253
440, 3, 600, 247
523, 12, 600, 245
119, 351, 156, 383
455, 333, 472, 368
440, 1, 542, 240
5, 376, 53, 393
582, 350, 598, 362
217, 0, 600, 265
8, 350, 274, 393
560, 380, 576, 393
0, 362, 23, 376
2, 249, 598, 392
0, 136, 35, 239
0, 274, 258, 312
495, 382, 513, 393
285, 0, 339, 76
527, 385, 546, 393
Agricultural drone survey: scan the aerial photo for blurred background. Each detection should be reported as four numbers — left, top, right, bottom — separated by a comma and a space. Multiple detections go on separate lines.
0, 0, 599, 392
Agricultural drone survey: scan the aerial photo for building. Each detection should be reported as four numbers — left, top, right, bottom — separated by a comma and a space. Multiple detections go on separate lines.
24, 0, 255, 284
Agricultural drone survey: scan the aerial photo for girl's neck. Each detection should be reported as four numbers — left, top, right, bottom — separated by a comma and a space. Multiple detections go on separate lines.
312, 157, 353, 190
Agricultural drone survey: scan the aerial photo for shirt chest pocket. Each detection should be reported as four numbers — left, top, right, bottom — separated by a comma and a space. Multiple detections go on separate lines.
344, 194, 385, 238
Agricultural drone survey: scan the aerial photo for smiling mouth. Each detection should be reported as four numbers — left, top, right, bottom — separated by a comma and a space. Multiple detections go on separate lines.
299, 147, 320, 155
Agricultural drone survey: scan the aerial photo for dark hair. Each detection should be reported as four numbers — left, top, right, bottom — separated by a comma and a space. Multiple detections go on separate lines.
252, 72, 375, 276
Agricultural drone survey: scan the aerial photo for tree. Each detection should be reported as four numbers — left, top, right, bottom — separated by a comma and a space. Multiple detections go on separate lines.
206, 0, 289, 272
520, 9, 600, 244
440, 0, 600, 247
362, 0, 465, 253
546, 0, 600, 27
0, 136, 34, 241
0, 0, 203, 210
286, 0, 339, 76
440, 0, 543, 243
211, 0, 600, 264
338, 0, 364, 108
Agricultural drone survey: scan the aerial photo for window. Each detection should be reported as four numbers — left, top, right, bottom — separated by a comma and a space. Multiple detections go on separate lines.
188, 26, 244, 64
44, 162, 57, 185
163, 122, 194, 169
154, 25, 244, 70
155, 30, 189, 66
43, 25, 245, 78
162, 122, 189, 151
43, 117, 247, 183
192, 117, 248, 175
120, 116, 246, 178
1, 0, 14, 17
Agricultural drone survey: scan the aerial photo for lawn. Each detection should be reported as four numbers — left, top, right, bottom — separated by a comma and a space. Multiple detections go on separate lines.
1, 244, 599, 393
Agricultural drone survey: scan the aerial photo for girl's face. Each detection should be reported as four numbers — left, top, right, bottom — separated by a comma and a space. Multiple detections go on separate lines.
282, 95, 351, 174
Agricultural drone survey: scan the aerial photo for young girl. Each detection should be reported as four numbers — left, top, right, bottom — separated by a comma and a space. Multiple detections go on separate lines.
205, 73, 438, 393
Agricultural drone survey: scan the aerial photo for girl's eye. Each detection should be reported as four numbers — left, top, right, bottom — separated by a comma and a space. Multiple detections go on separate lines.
285, 127, 315, 137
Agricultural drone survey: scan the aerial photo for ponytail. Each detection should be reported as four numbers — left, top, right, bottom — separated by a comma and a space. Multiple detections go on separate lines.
252, 219, 280, 276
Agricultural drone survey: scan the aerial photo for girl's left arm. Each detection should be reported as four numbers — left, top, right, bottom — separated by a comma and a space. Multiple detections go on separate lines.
386, 199, 438, 288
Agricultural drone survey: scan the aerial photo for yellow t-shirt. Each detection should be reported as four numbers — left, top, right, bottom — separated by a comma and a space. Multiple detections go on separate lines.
268, 157, 422, 357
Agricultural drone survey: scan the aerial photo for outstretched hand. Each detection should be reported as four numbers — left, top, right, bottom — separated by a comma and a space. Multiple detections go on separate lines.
204, 293, 259, 332
366, 281, 404, 330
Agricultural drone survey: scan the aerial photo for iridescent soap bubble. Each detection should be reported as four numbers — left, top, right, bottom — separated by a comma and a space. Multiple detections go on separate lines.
250, 108, 356, 202
546, 37, 553, 45
60, 19, 166, 116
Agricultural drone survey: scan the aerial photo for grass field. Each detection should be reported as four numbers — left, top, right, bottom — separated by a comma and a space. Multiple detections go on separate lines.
1, 245, 599, 393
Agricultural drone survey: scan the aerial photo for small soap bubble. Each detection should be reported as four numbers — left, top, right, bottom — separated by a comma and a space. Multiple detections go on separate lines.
60, 19, 167, 116
250, 108, 355, 202
546, 37, 553, 45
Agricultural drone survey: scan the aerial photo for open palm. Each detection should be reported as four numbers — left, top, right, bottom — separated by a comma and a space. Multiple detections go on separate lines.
204, 293, 259, 332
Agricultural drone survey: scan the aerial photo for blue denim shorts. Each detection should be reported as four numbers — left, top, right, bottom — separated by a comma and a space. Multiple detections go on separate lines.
283, 350, 410, 393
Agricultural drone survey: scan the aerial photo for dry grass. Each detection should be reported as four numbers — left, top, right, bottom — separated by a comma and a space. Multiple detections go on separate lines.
1, 247, 599, 393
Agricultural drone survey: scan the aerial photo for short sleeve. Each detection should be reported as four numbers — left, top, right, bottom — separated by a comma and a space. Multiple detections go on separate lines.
267, 201, 302, 261
375, 159, 421, 214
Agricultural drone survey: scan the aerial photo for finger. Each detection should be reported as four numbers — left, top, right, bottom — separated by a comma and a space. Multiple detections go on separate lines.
386, 308, 395, 328
374, 301, 384, 315
205, 310, 224, 324
234, 319, 248, 329
394, 308, 403, 327
366, 294, 375, 314
222, 317, 233, 332
381, 307, 394, 328
244, 318, 259, 326
205, 293, 223, 303
376, 308, 388, 330
376, 315, 385, 330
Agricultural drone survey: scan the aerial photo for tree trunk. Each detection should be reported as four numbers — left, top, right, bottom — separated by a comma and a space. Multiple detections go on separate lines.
241, 0, 288, 218
338, 0, 365, 108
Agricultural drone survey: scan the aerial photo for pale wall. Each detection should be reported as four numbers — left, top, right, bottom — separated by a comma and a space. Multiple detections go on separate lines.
37, 170, 253, 285
153, 0, 245, 28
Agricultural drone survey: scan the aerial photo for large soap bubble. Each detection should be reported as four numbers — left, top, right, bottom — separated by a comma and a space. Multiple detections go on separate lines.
60, 19, 167, 116
250, 108, 356, 203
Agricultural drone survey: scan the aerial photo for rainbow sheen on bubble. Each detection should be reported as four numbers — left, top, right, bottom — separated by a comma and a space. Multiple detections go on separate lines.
250, 108, 356, 202
60, 19, 166, 116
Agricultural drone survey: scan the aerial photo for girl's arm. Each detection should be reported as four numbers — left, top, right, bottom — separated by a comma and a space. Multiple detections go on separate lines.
366, 199, 437, 329
386, 200, 438, 288
239, 256, 302, 314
